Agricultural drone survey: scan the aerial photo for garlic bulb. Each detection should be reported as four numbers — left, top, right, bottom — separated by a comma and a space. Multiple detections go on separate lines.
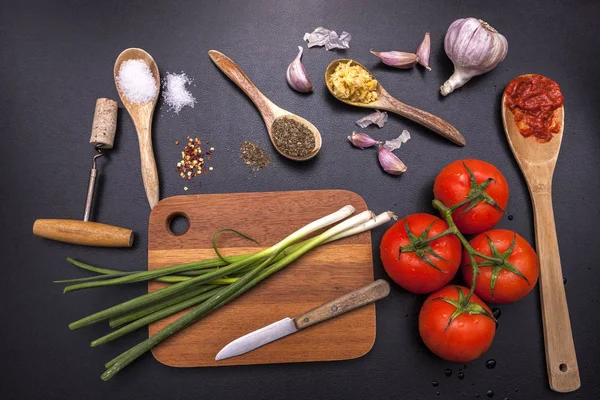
440, 18, 508, 96
286, 46, 313, 93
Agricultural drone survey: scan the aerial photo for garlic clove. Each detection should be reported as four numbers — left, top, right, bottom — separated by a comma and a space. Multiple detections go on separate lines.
378, 144, 407, 175
416, 32, 431, 70
286, 46, 313, 93
348, 132, 379, 149
370, 51, 418, 69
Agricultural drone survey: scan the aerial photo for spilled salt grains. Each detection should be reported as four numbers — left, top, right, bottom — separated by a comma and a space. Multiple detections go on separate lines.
162, 72, 196, 114
271, 117, 315, 158
116, 59, 158, 104
240, 141, 272, 171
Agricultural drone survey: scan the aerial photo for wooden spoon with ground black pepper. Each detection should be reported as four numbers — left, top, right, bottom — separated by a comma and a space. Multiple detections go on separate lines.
209, 50, 322, 161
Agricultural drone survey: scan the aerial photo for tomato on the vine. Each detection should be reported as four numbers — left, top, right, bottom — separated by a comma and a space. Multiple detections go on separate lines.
433, 159, 509, 235
380, 213, 462, 294
419, 285, 496, 363
462, 229, 539, 304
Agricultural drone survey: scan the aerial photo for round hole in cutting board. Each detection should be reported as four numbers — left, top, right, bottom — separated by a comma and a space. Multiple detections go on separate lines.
167, 213, 190, 236
559, 363, 568, 372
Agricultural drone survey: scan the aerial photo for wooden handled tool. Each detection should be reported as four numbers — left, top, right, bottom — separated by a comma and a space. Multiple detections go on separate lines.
33, 99, 134, 248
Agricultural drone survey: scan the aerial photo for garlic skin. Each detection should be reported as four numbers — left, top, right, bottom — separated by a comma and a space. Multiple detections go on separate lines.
378, 144, 407, 175
286, 46, 313, 93
440, 18, 508, 96
416, 32, 431, 70
348, 132, 379, 149
370, 51, 418, 69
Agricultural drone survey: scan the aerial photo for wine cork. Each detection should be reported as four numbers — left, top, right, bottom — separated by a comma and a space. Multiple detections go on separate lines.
90, 98, 118, 149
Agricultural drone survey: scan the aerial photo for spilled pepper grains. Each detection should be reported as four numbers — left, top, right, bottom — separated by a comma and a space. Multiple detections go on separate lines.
240, 141, 272, 171
176, 137, 212, 180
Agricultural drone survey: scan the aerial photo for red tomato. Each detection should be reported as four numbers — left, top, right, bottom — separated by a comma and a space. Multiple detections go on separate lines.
419, 285, 496, 363
380, 213, 462, 294
433, 159, 509, 235
462, 229, 539, 304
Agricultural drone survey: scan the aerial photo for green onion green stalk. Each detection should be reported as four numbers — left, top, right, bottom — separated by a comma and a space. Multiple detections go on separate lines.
56, 206, 395, 380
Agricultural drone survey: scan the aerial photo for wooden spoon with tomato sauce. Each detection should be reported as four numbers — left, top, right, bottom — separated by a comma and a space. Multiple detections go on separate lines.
502, 74, 579, 393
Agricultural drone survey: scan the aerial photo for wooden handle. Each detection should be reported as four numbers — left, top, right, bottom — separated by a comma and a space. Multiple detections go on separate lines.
530, 191, 580, 392
135, 117, 160, 209
208, 50, 278, 126
293, 279, 390, 330
384, 97, 466, 146
33, 219, 134, 247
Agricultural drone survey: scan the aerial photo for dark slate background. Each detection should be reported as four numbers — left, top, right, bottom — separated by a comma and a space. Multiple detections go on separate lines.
1, 0, 599, 399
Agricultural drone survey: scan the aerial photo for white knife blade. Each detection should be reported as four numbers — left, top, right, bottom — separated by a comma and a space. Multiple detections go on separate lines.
215, 317, 298, 361
215, 279, 390, 361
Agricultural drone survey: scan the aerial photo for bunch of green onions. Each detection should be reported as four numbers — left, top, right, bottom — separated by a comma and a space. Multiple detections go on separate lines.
57, 206, 395, 380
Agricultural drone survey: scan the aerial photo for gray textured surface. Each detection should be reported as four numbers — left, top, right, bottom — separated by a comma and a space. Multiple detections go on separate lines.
1, 0, 599, 398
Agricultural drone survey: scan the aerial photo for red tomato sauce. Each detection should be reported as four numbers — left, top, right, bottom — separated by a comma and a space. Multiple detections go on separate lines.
504, 74, 564, 142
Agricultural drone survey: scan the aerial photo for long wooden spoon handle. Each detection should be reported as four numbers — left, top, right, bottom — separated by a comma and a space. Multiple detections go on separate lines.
208, 50, 277, 125
135, 118, 160, 209
530, 191, 580, 392
293, 280, 390, 330
384, 97, 466, 146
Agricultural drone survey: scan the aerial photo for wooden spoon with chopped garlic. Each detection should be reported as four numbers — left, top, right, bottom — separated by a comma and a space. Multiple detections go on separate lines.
325, 59, 465, 146
208, 50, 322, 161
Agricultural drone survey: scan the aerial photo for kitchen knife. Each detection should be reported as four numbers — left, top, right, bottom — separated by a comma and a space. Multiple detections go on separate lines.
215, 279, 390, 361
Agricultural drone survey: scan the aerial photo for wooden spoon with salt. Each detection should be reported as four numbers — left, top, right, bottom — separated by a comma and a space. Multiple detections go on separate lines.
208, 50, 322, 161
502, 75, 579, 393
114, 48, 160, 209
325, 59, 465, 146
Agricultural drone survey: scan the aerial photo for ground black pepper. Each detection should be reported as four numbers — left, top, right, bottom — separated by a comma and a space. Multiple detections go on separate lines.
271, 116, 315, 158
240, 141, 272, 171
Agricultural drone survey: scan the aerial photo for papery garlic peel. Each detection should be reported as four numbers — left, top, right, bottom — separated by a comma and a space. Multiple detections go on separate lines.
441, 18, 508, 96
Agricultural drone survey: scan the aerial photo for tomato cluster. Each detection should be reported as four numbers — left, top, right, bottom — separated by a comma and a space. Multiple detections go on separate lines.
380, 159, 540, 363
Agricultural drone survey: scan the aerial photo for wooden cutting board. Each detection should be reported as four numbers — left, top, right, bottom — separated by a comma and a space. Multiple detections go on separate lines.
148, 190, 376, 367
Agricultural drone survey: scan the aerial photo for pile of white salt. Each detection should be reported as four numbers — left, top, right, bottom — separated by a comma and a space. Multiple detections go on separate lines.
115, 59, 158, 104
162, 72, 196, 114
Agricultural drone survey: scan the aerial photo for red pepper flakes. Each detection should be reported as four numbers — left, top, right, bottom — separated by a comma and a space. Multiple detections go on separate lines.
176, 137, 206, 180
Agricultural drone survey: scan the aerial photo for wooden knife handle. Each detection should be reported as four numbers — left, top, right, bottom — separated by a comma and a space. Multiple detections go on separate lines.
33, 219, 134, 247
293, 279, 390, 330
531, 191, 580, 392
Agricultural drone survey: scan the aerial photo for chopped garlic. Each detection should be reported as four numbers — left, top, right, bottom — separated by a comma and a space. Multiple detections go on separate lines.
328, 61, 378, 104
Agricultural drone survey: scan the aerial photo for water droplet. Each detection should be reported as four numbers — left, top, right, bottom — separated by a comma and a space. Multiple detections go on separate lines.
563, 277, 567, 284
436, 392, 440, 396
433, 381, 439, 387
503, 397, 509, 400
486, 390, 494, 398
445, 368, 452, 377
508, 215, 514, 221
514, 389, 518, 392
404, 314, 409, 318
486, 359, 497, 369
492, 308, 501, 319
458, 372, 465, 380
476, 395, 480, 398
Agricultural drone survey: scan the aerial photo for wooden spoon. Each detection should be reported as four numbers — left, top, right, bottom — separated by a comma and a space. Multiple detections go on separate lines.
325, 59, 465, 146
114, 48, 160, 209
208, 50, 321, 161
502, 75, 580, 393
